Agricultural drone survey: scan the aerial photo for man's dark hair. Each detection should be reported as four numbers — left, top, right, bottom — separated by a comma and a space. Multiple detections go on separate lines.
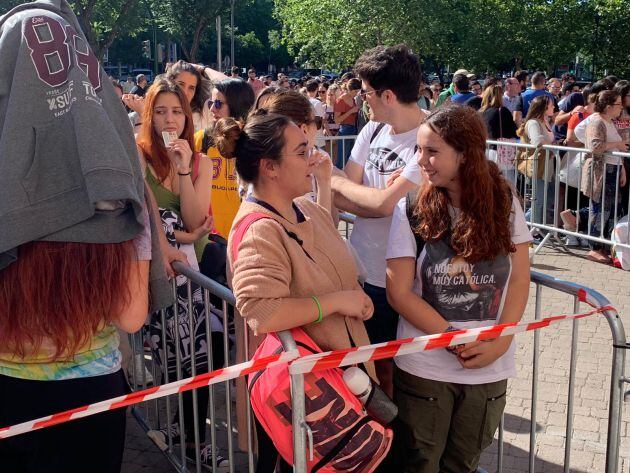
305, 79, 319, 93
562, 82, 575, 95
561, 72, 576, 83
347, 78, 362, 91
248, 68, 256, 75
453, 73, 469, 92
514, 70, 529, 84
531, 71, 546, 86
591, 79, 612, 96
604, 75, 619, 85
482, 76, 499, 91
340, 71, 355, 82
353, 44, 421, 104
231, 66, 240, 75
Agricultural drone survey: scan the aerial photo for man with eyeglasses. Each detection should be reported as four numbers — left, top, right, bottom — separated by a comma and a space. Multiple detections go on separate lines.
330, 44, 425, 399
547, 78, 562, 100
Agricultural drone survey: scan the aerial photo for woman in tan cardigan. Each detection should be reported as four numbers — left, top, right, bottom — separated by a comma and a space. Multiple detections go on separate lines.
582, 90, 628, 263
214, 110, 375, 472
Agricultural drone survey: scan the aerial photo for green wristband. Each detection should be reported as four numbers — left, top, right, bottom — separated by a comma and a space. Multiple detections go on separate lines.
311, 296, 323, 324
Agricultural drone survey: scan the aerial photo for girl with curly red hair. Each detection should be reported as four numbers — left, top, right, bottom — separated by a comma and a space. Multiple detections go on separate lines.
386, 104, 531, 472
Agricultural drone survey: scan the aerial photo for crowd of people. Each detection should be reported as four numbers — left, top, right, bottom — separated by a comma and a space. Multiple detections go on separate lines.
1, 1, 629, 472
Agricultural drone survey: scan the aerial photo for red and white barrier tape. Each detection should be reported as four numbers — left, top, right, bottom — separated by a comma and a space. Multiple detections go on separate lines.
0, 298, 615, 440
0, 349, 299, 440
289, 304, 615, 375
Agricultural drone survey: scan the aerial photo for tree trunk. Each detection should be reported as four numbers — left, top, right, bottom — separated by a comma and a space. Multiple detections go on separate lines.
189, 17, 208, 63
75, 0, 98, 52
94, 0, 139, 60
179, 39, 192, 62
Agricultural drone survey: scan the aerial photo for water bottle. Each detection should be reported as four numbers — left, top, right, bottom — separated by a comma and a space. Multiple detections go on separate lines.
343, 366, 398, 425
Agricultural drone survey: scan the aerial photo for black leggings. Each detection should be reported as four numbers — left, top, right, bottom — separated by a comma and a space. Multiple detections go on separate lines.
0, 370, 128, 473
255, 418, 292, 473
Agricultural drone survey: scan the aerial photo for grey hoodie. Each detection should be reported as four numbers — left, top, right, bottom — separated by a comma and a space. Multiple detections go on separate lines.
0, 0, 143, 263
0, 0, 170, 309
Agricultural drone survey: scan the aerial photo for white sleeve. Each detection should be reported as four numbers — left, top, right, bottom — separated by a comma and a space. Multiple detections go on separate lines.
348, 121, 379, 167
574, 116, 590, 144
314, 100, 326, 118
400, 158, 422, 185
510, 195, 533, 245
386, 198, 417, 260
527, 120, 548, 146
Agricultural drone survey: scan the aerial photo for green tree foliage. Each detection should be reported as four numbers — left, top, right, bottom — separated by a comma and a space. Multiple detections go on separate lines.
274, 0, 630, 77
231, 0, 292, 69
150, 0, 228, 62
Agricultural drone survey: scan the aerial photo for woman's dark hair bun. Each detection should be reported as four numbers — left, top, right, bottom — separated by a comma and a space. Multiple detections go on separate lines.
213, 117, 242, 158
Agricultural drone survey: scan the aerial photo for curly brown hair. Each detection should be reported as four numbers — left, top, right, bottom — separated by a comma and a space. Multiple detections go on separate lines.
413, 105, 516, 263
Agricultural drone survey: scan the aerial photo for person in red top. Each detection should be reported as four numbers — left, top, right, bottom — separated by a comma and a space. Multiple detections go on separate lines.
566, 88, 596, 146
334, 78, 362, 167
247, 68, 265, 97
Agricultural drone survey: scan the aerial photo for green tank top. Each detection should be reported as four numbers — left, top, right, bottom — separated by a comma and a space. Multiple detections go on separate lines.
146, 169, 206, 261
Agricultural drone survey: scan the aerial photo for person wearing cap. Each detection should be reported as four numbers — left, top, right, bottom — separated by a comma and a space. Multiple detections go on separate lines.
435, 68, 469, 107
130, 74, 148, 97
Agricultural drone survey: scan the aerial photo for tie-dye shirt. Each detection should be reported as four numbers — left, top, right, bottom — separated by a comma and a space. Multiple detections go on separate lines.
0, 326, 121, 381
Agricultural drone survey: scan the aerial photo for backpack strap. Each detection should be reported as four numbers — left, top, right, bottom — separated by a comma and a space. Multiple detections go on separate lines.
230, 212, 271, 262
405, 193, 425, 260
369, 122, 386, 145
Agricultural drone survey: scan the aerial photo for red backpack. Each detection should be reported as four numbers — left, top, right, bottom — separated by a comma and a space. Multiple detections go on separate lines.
231, 212, 392, 472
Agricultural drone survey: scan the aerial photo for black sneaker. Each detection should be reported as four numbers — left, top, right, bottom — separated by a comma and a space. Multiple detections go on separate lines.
186, 444, 229, 471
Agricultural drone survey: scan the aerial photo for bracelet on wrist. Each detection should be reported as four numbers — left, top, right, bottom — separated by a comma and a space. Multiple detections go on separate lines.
178, 171, 192, 176
311, 296, 323, 324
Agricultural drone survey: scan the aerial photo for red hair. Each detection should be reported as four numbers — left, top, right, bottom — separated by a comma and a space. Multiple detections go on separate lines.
0, 241, 134, 360
413, 105, 515, 263
137, 79, 196, 183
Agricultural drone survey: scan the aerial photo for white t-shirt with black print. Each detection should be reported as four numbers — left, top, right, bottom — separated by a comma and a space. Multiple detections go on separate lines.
386, 195, 532, 384
348, 121, 421, 288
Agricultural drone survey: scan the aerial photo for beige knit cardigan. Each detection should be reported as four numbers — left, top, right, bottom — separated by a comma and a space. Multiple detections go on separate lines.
228, 197, 375, 373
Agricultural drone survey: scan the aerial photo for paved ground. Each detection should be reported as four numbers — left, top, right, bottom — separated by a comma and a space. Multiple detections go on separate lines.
121, 242, 630, 472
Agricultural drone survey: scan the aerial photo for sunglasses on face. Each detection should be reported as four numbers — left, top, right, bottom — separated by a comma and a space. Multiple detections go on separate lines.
211, 99, 224, 110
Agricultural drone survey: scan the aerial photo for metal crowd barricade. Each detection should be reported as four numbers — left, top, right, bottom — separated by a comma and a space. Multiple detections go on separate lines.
321, 135, 358, 168
486, 140, 630, 256
509, 271, 626, 473
333, 212, 627, 473
324, 133, 630, 254
127, 262, 301, 473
